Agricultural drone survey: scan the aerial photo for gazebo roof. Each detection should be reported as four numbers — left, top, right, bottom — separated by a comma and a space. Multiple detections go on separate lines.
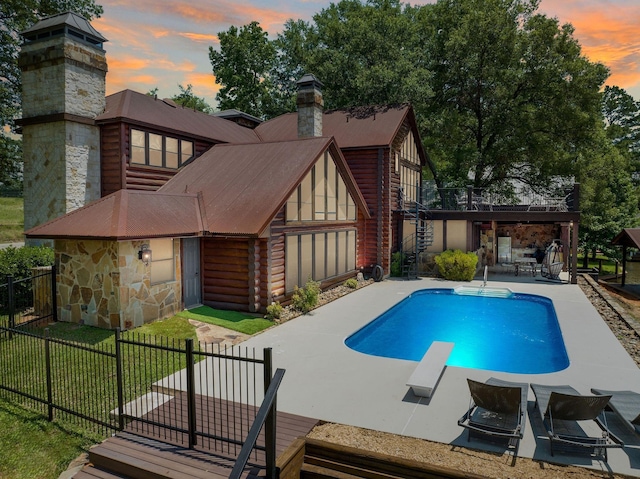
612, 228, 640, 249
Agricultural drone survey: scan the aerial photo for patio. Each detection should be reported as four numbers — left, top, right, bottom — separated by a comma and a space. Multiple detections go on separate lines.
239, 273, 640, 477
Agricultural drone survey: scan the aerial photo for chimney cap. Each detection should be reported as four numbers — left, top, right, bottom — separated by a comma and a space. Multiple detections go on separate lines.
21, 11, 107, 47
297, 74, 323, 89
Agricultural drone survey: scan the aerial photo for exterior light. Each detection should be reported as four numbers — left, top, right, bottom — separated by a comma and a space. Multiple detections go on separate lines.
138, 245, 152, 265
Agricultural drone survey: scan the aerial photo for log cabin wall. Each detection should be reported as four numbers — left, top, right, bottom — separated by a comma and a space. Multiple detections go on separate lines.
202, 237, 251, 312
98, 121, 215, 195
268, 208, 287, 304
342, 147, 393, 274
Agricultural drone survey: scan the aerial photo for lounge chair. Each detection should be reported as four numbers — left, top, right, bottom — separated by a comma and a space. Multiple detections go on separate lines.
531, 383, 624, 460
591, 388, 640, 435
458, 378, 528, 457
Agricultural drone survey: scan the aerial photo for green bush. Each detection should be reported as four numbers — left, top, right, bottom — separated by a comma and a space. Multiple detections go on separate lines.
434, 249, 478, 281
265, 301, 283, 320
390, 251, 405, 277
343, 278, 358, 289
291, 278, 321, 313
0, 245, 54, 279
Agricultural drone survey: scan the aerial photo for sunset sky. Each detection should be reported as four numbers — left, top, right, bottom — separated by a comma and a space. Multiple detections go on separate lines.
91, 0, 640, 106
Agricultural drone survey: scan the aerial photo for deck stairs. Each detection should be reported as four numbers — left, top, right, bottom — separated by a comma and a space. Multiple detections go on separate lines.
401, 196, 434, 279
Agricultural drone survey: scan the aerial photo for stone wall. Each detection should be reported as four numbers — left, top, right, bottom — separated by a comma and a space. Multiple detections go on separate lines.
55, 239, 182, 329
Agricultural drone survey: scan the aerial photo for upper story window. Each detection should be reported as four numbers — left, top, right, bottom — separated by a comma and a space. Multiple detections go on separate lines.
397, 130, 422, 203
131, 129, 194, 169
286, 151, 357, 222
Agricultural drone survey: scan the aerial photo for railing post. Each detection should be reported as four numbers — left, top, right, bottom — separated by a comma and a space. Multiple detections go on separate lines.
263, 347, 277, 479
50, 264, 57, 322
115, 328, 125, 431
466, 185, 473, 211
45, 328, 53, 421
186, 338, 197, 448
7, 275, 14, 330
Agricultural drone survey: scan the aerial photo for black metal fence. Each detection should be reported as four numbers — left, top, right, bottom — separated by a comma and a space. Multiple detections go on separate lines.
0, 266, 56, 328
0, 322, 280, 476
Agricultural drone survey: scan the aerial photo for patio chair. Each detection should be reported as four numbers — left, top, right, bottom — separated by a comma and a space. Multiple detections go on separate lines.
458, 378, 528, 457
591, 388, 640, 435
530, 383, 624, 461
541, 262, 563, 280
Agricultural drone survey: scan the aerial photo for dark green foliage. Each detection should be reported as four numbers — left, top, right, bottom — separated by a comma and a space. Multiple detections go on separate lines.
291, 278, 321, 313
390, 251, 405, 277
435, 249, 478, 281
0, 245, 54, 279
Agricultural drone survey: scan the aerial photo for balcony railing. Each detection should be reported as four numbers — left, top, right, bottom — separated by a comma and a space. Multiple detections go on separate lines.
421, 184, 578, 212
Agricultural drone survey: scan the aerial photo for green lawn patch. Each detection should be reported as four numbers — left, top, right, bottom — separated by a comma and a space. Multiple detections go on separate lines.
176, 306, 273, 335
0, 197, 24, 243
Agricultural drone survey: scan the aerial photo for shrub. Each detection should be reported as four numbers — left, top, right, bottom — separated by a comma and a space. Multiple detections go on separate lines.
390, 251, 405, 277
291, 278, 321, 313
0, 245, 54, 279
265, 301, 283, 321
344, 278, 358, 289
434, 249, 478, 281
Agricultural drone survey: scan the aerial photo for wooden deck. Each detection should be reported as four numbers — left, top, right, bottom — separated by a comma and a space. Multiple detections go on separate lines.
75, 393, 318, 479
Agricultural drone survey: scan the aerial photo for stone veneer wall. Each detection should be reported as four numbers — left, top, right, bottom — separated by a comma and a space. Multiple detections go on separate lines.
56, 239, 182, 330
20, 36, 106, 233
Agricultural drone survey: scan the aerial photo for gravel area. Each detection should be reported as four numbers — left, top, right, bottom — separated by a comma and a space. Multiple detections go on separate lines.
305, 275, 640, 479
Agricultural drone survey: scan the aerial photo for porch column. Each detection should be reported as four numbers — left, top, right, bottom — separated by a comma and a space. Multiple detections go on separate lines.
571, 222, 579, 284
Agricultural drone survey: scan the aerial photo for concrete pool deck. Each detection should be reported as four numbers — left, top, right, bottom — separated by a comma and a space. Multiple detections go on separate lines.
240, 274, 640, 477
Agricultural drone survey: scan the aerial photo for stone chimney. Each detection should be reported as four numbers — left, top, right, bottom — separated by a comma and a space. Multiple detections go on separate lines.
296, 74, 323, 138
19, 12, 108, 238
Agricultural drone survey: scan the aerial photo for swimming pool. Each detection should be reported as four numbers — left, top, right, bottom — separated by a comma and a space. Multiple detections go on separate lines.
345, 288, 569, 374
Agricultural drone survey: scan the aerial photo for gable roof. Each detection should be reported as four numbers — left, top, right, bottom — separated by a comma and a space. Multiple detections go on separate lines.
26, 137, 370, 240
255, 104, 418, 151
26, 190, 204, 240
160, 137, 370, 236
96, 90, 260, 145
612, 228, 640, 249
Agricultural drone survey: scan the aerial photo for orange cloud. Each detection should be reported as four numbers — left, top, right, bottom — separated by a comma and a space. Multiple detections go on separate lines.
184, 72, 219, 98
179, 32, 219, 44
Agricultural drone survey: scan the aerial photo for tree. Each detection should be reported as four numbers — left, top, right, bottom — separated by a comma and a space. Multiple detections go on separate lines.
209, 22, 276, 119
577, 126, 639, 262
602, 85, 640, 184
420, 0, 609, 190
171, 84, 213, 113
0, 134, 22, 189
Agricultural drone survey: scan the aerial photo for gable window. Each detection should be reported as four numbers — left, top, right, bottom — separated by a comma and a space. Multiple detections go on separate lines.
398, 130, 422, 203
130, 128, 194, 169
285, 229, 356, 292
150, 238, 175, 284
286, 152, 356, 222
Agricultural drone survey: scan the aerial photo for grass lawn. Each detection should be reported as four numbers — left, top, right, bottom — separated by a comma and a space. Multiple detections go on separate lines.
577, 254, 619, 275
0, 197, 24, 243
0, 317, 199, 479
176, 306, 273, 335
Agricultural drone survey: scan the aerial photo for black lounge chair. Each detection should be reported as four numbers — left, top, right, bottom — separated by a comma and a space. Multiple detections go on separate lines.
591, 388, 640, 435
531, 383, 624, 461
458, 378, 528, 457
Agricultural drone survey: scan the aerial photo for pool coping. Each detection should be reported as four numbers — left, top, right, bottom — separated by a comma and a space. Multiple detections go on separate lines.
239, 275, 640, 477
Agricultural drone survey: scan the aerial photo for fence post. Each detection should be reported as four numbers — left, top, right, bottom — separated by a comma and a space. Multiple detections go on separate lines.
115, 328, 125, 431
51, 264, 57, 322
45, 328, 53, 421
263, 347, 277, 479
7, 275, 14, 330
186, 338, 197, 448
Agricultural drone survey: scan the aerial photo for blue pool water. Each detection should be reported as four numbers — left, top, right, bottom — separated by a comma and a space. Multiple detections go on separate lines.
345, 288, 569, 374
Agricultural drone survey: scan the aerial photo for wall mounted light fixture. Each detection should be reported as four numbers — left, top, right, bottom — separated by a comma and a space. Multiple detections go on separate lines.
138, 245, 152, 265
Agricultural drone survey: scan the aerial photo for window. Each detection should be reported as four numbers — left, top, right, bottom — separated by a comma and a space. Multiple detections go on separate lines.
130, 128, 194, 169
398, 130, 422, 204
150, 238, 175, 284
287, 152, 357, 222
285, 230, 357, 292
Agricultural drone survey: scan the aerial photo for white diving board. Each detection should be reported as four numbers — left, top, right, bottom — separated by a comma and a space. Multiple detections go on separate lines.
407, 341, 455, 398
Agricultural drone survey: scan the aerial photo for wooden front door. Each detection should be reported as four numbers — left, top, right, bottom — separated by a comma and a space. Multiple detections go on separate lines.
182, 238, 201, 309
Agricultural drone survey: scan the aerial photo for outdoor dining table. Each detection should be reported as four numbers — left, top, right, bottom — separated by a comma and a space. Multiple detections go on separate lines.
514, 258, 537, 276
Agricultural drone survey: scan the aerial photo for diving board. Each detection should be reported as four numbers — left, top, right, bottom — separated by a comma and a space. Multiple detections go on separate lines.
407, 341, 455, 398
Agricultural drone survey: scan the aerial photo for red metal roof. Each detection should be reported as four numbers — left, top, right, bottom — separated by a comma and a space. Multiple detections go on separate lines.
255, 105, 411, 149
96, 90, 261, 145
25, 190, 204, 240
160, 137, 370, 236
